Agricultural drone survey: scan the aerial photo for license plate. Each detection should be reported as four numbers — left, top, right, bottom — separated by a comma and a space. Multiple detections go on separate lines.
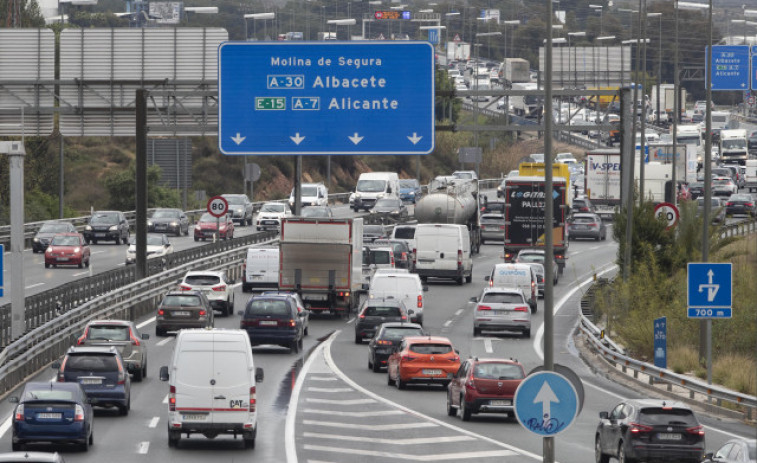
422, 369, 443, 375
36, 413, 62, 419
181, 414, 207, 422
172, 311, 191, 317
95, 233, 106, 237
573, 225, 587, 230
658, 433, 682, 440
490, 400, 512, 406
80, 378, 102, 385
57, 257, 70, 261
253, 275, 263, 280
259, 320, 278, 326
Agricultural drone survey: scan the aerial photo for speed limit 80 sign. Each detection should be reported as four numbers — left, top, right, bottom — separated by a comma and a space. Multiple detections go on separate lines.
207, 196, 229, 218
654, 202, 679, 230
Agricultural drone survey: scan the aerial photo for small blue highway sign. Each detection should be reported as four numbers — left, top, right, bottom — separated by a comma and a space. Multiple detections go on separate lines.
687, 262, 732, 319
653, 316, 666, 369
514, 371, 579, 437
218, 42, 435, 155
708, 46, 750, 91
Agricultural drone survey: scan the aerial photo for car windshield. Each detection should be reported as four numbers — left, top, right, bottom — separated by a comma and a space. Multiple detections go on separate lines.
473, 363, 525, 380
730, 195, 750, 201
375, 199, 399, 207
370, 250, 391, 265
130, 235, 165, 246
162, 295, 202, 307
199, 213, 225, 223
152, 209, 180, 219
23, 388, 75, 401
481, 293, 524, 304
399, 180, 418, 188
393, 227, 415, 239
363, 306, 402, 317
357, 179, 387, 193
224, 196, 246, 205
697, 198, 721, 207
50, 235, 79, 246
39, 223, 72, 233
301, 186, 318, 196
184, 275, 221, 286
246, 299, 290, 316
381, 327, 424, 340
722, 139, 746, 149
638, 407, 698, 426
409, 343, 453, 355
261, 203, 286, 213
90, 213, 119, 224
65, 354, 118, 373
87, 325, 130, 341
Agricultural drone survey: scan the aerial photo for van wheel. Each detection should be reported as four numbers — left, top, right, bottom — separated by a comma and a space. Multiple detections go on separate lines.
133, 367, 143, 382
456, 276, 463, 285
243, 434, 256, 449
524, 329, 531, 338
465, 271, 472, 283
168, 431, 180, 448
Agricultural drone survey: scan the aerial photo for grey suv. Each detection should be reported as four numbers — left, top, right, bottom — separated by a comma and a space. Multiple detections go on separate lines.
83, 211, 130, 245
76, 320, 149, 381
222, 194, 254, 226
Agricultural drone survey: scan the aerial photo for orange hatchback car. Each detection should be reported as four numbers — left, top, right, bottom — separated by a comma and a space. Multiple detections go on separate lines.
386, 336, 461, 389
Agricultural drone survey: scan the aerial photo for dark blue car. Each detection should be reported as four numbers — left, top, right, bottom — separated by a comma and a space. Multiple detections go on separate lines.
10, 381, 94, 452
399, 179, 422, 204
238, 295, 306, 354
53, 346, 131, 416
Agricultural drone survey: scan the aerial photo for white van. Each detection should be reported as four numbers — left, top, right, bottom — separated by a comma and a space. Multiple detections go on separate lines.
241, 247, 279, 293
745, 159, 757, 192
368, 272, 427, 325
413, 224, 473, 285
350, 172, 400, 211
289, 182, 328, 210
159, 329, 264, 448
484, 263, 538, 312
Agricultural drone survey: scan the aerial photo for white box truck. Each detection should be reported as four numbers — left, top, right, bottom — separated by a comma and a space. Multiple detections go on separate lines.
744, 159, 757, 192
718, 129, 748, 165
584, 149, 621, 220
279, 218, 364, 316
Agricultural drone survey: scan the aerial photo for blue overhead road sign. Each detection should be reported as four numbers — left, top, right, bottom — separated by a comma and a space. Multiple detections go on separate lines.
708, 46, 750, 91
218, 42, 435, 155
687, 262, 732, 319
514, 371, 579, 437
752, 54, 757, 92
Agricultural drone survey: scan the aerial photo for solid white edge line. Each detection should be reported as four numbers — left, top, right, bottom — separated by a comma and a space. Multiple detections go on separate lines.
286, 330, 334, 463
136, 317, 156, 330
0, 416, 11, 440
321, 335, 543, 461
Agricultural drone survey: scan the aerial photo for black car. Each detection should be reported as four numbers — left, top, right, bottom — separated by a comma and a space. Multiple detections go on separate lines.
32, 221, 77, 253
595, 399, 705, 463
572, 197, 597, 214
697, 197, 726, 223
53, 346, 131, 415
355, 298, 409, 344
568, 213, 606, 241
222, 193, 254, 226
82, 211, 130, 245
370, 198, 408, 219
238, 294, 306, 353
725, 194, 756, 218
688, 181, 705, 199
148, 208, 189, 236
367, 322, 425, 372
372, 239, 413, 270
155, 290, 214, 336
703, 437, 756, 463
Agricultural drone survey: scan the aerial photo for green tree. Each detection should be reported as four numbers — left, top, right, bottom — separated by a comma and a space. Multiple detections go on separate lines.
103, 163, 181, 211
0, 0, 45, 27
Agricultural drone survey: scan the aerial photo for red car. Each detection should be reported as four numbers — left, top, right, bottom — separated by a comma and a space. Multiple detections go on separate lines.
44, 233, 90, 269
193, 212, 234, 241
446, 357, 526, 421
386, 336, 460, 389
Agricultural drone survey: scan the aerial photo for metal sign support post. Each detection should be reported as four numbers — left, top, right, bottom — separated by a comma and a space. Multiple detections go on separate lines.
294, 156, 302, 216
702, 0, 713, 389
621, 88, 635, 281
543, 0, 555, 460
4, 141, 26, 340
638, 0, 647, 204
136, 89, 148, 280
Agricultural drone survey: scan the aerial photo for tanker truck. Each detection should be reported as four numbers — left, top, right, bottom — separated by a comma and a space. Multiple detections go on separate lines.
414, 176, 481, 254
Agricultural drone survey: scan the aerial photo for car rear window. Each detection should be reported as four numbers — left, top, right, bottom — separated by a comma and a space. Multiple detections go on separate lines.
409, 343, 453, 355
24, 389, 75, 401
481, 293, 525, 304
184, 275, 221, 286
474, 363, 525, 380
364, 306, 402, 317
246, 299, 291, 317
162, 295, 202, 307
638, 407, 698, 426
481, 216, 504, 224
393, 227, 415, 239
87, 325, 130, 341
572, 216, 597, 224
382, 327, 424, 339
65, 354, 118, 373
371, 250, 392, 265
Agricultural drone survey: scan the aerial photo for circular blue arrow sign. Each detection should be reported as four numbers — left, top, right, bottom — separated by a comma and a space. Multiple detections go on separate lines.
514, 371, 579, 436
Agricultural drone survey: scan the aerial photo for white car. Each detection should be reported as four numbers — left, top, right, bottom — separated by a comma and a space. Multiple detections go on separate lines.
179, 270, 235, 317
125, 233, 173, 265
555, 152, 578, 164
256, 202, 290, 231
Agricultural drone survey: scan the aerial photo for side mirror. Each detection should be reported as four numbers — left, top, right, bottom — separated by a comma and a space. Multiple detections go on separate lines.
255, 367, 265, 383
455, 349, 460, 355
599, 411, 608, 419
362, 283, 370, 291
141, 333, 150, 340
469, 296, 477, 302
237, 311, 245, 316
51, 362, 61, 369
407, 309, 415, 315
704, 453, 713, 461
422, 285, 429, 292
159, 366, 169, 382
484, 275, 490, 281
298, 311, 307, 318
8, 397, 18, 403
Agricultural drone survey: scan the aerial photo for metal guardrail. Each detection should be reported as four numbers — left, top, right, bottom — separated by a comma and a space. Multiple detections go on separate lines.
579, 279, 757, 420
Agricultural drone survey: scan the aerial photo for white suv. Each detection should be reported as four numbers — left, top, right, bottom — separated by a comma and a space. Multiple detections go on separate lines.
179, 270, 235, 317
256, 202, 290, 231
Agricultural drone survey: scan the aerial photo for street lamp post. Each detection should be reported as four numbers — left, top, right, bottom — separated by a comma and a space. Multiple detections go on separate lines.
596, 35, 615, 86
590, 4, 603, 35
567, 31, 585, 89
244, 12, 275, 41
502, 20, 520, 59
445, 11, 460, 52
648, 12, 662, 125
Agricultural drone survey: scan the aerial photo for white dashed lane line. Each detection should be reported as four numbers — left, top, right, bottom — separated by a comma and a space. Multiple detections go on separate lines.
156, 337, 172, 347
483, 338, 493, 353
148, 417, 160, 428
137, 441, 150, 454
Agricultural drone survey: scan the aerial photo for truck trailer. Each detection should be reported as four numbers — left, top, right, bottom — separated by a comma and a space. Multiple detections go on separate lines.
414, 176, 481, 254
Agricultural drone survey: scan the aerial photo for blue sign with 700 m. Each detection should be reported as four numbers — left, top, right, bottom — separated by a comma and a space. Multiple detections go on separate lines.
218, 42, 435, 155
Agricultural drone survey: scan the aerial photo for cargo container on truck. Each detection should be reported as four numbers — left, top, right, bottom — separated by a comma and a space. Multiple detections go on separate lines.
503, 175, 570, 274
511, 82, 541, 118
745, 160, 757, 192
414, 176, 481, 254
498, 58, 530, 87
279, 218, 365, 316
583, 149, 621, 220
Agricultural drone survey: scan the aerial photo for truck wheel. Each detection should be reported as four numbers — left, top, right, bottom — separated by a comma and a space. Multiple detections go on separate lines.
465, 271, 472, 283
168, 431, 180, 448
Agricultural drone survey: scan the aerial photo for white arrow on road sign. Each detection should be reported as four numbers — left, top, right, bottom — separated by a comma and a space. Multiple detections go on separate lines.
533, 381, 559, 420
698, 269, 720, 302
407, 132, 423, 145
231, 133, 246, 145
290, 133, 305, 145
348, 133, 364, 145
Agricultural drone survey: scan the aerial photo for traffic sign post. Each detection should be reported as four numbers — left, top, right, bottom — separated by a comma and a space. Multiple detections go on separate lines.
207, 196, 229, 242
0, 244, 4, 298
653, 316, 667, 369
218, 42, 435, 155
687, 262, 732, 319
708, 45, 750, 91
654, 202, 679, 230
514, 371, 579, 437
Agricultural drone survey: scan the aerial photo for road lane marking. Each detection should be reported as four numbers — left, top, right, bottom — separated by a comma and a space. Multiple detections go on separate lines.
90, 250, 106, 255
443, 320, 452, 327
136, 317, 155, 329
346, 317, 355, 324
454, 309, 463, 316
302, 420, 436, 431
303, 433, 475, 445
302, 445, 516, 461
306, 387, 354, 393
483, 338, 493, 353
162, 394, 168, 404
148, 417, 160, 428
302, 409, 403, 417
25, 283, 45, 289
73, 271, 90, 276
305, 398, 375, 405
0, 417, 10, 440
156, 337, 172, 347
309, 376, 337, 381
137, 441, 150, 454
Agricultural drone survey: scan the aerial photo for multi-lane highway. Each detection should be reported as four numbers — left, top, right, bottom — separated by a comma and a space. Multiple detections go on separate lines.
0, 200, 754, 462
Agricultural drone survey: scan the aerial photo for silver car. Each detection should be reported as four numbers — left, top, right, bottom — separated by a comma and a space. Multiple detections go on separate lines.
76, 320, 149, 381
471, 287, 532, 338
480, 213, 505, 244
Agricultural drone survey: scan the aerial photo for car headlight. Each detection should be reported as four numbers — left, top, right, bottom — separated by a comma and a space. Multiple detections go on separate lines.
85, 225, 92, 231
377, 193, 384, 199
170, 221, 178, 226
147, 221, 153, 227
74, 247, 80, 253
354, 193, 361, 199
33, 237, 39, 242
109, 225, 118, 231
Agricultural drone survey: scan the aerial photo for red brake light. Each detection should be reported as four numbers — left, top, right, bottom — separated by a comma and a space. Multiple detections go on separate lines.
169, 385, 176, 411
390, 254, 395, 267
158, 309, 165, 316
116, 357, 126, 385
412, 248, 417, 267
686, 425, 704, 436
629, 423, 654, 434
74, 404, 85, 422
199, 310, 207, 316
401, 252, 407, 260
417, 295, 423, 308
377, 340, 393, 345
726, 202, 733, 206
212, 284, 226, 292
457, 249, 463, 267
57, 357, 68, 382
77, 327, 89, 346
465, 377, 477, 391
359, 313, 365, 319
287, 319, 296, 328
745, 203, 754, 207
180, 284, 192, 291
477, 305, 492, 311
514, 306, 529, 312
401, 315, 407, 321
249, 386, 257, 412
14, 404, 24, 421
130, 330, 140, 347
